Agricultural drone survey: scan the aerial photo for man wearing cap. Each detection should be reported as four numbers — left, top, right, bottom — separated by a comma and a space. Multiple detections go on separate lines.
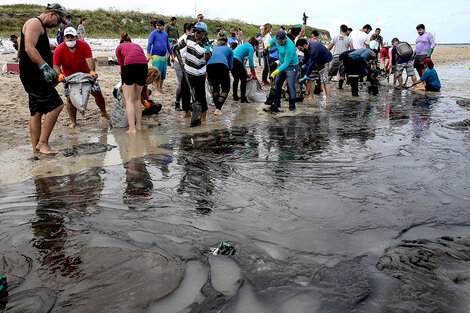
176, 21, 211, 123
58, 13, 73, 44
297, 39, 333, 102
53, 27, 109, 128
147, 19, 174, 95
265, 30, 300, 111
414, 24, 436, 78
19, 3, 66, 156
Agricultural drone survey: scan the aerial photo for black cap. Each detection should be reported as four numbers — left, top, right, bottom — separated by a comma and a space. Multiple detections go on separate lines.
10, 34, 18, 40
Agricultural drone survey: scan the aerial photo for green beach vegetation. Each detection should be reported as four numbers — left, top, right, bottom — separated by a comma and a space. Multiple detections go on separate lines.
0, 4, 330, 40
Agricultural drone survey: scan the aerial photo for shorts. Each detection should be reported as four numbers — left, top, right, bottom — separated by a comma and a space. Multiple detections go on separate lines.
20, 74, 63, 116
315, 63, 331, 84
328, 55, 345, 77
65, 80, 101, 97
121, 64, 148, 86
425, 84, 440, 92
414, 54, 426, 69
396, 61, 415, 77
151, 55, 168, 79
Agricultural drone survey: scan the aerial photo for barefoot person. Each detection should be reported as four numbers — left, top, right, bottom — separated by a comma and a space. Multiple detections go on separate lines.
53, 26, 109, 128
116, 32, 149, 133
409, 58, 440, 92
19, 3, 66, 156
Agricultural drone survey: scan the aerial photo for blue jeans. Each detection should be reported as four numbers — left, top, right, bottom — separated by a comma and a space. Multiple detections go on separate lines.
275, 64, 299, 109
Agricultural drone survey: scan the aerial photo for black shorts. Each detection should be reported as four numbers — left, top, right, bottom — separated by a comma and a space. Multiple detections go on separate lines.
121, 64, 148, 86
425, 84, 439, 92
20, 74, 63, 116
414, 54, 426, 69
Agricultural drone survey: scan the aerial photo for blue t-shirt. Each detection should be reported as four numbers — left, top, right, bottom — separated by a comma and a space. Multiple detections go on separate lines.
207, 45, 234, 71
420, 68, 441, 91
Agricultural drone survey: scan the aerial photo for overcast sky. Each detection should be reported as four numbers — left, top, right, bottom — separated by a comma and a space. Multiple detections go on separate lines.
2, 0, 468, 43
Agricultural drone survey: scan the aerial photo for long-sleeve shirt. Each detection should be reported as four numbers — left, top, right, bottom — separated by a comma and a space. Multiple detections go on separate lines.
349, 48, 372, 75
147, 30, 173, 57
268, 37, 299, 72
116, 42, 147, 67
207, 45, 234, 70
233, 42, 255, 70
415, 32, 436, 55
304, 42, 333, 77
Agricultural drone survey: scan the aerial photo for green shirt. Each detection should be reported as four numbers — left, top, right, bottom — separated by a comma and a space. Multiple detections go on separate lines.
164, 24, 179, 40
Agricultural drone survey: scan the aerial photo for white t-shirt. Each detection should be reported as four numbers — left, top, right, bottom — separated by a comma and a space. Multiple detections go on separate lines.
349, 30, 370, 49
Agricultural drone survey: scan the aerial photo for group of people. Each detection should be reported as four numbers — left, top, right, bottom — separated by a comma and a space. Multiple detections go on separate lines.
17, 3, 443, 157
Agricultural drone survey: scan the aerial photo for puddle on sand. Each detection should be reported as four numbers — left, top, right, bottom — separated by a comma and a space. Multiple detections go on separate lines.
1, 62, 470, 311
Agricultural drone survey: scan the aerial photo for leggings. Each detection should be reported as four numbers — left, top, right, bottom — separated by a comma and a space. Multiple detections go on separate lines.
262, 55, 278, 82
231, 58, 247, 99
207, 63, 231, 110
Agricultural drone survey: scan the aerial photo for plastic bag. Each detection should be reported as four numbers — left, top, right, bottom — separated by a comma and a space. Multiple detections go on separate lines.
205, 78, 214, 106
246, 78, 267, 102
64, 72, 95, 114
110, 84, 130, 128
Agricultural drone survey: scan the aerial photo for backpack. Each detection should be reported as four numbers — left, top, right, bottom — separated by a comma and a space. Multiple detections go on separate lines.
396, 42, 413, 58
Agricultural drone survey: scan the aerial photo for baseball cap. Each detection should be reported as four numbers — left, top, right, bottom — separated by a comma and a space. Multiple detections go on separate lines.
64, 27, 77, 37
380, 48, 387, 56
156, 19, 164, 26
422, 58, 432, 64
194, 22, 207, 32
275, 31, 287, 44
45, 3, 67, 24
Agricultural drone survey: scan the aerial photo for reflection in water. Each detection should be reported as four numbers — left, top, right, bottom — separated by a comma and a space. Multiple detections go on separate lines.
2, 89, 470, 311
32, 168, 104, 277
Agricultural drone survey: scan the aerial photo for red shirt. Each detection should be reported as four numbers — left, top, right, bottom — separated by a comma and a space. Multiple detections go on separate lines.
53, 40, 92, 76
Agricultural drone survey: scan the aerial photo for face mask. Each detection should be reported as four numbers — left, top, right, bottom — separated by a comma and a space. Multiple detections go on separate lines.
66, 40, 76, 48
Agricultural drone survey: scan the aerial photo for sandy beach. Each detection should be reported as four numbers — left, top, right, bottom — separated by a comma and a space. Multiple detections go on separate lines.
0, 38, 469, 184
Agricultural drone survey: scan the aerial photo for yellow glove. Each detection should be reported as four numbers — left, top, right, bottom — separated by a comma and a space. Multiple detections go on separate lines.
468, 63, 470, 70
147, 54, 152, 61
58, 73, 65, 82
265, 43, 271, 49
90, 70, 98, 79
271, 69, 280, 79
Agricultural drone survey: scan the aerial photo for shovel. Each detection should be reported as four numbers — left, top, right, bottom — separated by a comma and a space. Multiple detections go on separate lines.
172, 45, 202, 127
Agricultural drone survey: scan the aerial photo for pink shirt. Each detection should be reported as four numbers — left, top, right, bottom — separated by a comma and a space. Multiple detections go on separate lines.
115, 42, 147, 67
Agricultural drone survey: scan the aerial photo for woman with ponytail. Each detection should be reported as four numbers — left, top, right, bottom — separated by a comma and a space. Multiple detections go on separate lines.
115, 32, 148, 133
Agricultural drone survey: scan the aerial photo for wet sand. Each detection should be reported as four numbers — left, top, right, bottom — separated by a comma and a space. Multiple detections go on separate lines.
0, 40, 469, 185
1, 38, 470, 312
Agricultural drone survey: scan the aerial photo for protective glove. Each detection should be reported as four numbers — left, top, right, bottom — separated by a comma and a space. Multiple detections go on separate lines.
298, 75, 309, 83
90, 70, 98, 79
251, 69, 257, 80
203, 42, 211, 54
171, 54, 175, 62
58, 73, 65, 82
39, 63, 57, 83
302, 12, 308, 24
265, 43, 271, 50
143, 99, 152, 109
147, 54, 152, 61
391, 65, 396, 74
426, 48, 434, 58
271, 69, 280, 79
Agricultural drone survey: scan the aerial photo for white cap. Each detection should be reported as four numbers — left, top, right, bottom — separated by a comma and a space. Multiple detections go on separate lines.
260, 26, 263, 29
64, 27, 77, 37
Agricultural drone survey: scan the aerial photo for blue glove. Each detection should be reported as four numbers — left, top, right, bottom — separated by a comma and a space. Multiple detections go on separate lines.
298, 75, 309, 83
39, 63, 57, 83
203, 42, 211, 54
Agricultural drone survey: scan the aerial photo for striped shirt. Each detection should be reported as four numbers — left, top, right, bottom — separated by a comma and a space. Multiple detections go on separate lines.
181, 34, 207, 78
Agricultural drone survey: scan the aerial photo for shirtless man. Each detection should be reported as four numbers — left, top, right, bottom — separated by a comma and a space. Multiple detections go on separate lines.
19, 3, 66, 156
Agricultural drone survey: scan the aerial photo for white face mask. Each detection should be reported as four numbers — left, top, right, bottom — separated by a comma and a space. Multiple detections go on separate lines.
66, 40, 76, 48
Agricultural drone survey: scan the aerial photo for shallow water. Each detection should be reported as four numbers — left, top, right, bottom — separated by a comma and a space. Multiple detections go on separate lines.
1, 63, 470, 312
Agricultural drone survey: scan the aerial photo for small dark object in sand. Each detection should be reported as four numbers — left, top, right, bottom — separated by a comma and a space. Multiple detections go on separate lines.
447, 119, 470, 130
456, 98, 470, 108
62, 143, 116, 157
142, 101, 162, 116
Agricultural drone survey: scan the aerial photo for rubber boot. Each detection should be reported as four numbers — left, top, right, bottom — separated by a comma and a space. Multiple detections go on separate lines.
338, 79, 344, 89
175, 101, 182, 111
350, 77, 359, 97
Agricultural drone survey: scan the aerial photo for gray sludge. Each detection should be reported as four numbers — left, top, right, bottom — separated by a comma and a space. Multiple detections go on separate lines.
62, 143, 116, 157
